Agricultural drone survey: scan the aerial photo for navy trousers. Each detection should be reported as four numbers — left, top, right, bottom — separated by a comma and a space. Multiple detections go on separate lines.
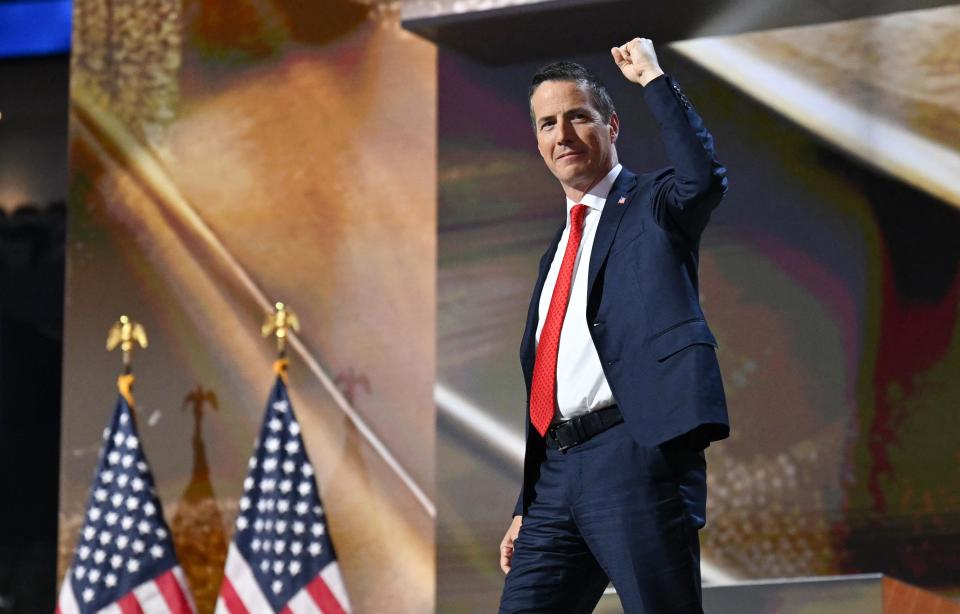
499, 423, 707, 614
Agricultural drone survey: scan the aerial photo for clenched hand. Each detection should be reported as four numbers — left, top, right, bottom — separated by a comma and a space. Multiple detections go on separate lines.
611, 38, 664, 87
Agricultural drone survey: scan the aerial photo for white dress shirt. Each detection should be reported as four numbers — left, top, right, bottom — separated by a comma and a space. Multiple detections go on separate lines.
535, 163, 622, 421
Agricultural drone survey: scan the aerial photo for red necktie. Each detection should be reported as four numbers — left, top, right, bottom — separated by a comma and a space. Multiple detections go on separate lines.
530, 204, 589, 437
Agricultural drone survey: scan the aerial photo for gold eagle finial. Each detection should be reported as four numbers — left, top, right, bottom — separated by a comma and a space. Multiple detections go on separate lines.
261, 302, 300, 358
106, 315, 148, 373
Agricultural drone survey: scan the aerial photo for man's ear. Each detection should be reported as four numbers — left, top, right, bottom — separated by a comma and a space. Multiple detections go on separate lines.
609, 112, 620, 143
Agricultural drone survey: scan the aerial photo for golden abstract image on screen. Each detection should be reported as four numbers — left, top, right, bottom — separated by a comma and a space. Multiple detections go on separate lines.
60, 0, 436, 612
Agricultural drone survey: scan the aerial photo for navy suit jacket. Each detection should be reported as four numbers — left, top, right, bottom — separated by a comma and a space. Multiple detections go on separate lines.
514, 74, 729, 517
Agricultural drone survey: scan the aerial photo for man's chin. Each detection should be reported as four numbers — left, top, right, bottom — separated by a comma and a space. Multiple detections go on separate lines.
556, 171, 591, 189
556, 157, 587, 173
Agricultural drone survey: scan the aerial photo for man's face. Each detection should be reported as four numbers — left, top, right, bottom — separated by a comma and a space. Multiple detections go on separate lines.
530, 80, 619, 194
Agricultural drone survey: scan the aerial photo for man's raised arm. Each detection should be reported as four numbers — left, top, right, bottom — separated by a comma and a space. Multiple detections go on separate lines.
612, 38, 728, 238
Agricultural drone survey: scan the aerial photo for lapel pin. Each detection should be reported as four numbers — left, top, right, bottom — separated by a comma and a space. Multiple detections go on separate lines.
617, 196, 626, 205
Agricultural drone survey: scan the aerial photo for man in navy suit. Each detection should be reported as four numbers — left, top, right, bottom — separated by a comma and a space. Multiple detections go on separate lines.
498, 38, 730, 613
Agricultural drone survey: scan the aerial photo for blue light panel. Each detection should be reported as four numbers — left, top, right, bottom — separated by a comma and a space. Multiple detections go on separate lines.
0, 1, 72, 59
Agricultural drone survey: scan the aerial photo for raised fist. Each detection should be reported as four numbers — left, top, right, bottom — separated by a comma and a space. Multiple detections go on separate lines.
611, 38, 664, 87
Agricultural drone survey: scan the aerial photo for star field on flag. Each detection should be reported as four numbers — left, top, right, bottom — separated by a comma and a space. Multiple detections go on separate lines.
216, 377, 351, 613
57, 394, 195, 614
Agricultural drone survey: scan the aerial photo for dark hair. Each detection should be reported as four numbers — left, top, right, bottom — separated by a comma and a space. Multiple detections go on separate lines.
528, 61, 616, 126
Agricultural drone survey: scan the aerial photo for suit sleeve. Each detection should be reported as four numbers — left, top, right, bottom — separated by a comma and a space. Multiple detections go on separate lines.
642, 74, 728, 239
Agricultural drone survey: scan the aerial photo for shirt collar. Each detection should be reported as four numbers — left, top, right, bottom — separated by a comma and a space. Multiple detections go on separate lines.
566, 163, 623, 215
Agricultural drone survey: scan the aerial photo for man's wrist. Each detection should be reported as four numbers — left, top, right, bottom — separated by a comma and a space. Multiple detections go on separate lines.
639, 69, 665, 87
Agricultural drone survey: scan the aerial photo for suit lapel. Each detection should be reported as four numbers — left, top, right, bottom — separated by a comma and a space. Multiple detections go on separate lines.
587, 168, 638, 300
520, 224, 564, 375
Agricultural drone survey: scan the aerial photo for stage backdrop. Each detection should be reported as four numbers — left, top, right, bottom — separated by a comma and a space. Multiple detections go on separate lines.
435, 5, 960, 611
61, 1, 436, 612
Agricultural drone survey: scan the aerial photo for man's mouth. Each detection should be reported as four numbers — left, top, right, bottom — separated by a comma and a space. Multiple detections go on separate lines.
557, 152, 582, 161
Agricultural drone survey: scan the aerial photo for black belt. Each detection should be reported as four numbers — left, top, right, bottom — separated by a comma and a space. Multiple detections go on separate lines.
545, 405, 623, 453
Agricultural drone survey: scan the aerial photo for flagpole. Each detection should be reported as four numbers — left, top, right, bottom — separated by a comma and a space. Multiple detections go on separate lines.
106, 315, 148, 405
262, 302, 300, 382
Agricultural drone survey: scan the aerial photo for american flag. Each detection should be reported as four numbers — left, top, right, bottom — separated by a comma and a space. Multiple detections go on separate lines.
216, 377, 351, 614
57, 394, 195, 613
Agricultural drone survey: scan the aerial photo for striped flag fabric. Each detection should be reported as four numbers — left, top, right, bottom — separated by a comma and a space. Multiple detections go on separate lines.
57, 391, 195, 613
216, 376, 351, 614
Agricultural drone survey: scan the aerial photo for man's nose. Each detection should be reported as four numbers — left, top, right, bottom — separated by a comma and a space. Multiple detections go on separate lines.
555, 119, 572, 144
